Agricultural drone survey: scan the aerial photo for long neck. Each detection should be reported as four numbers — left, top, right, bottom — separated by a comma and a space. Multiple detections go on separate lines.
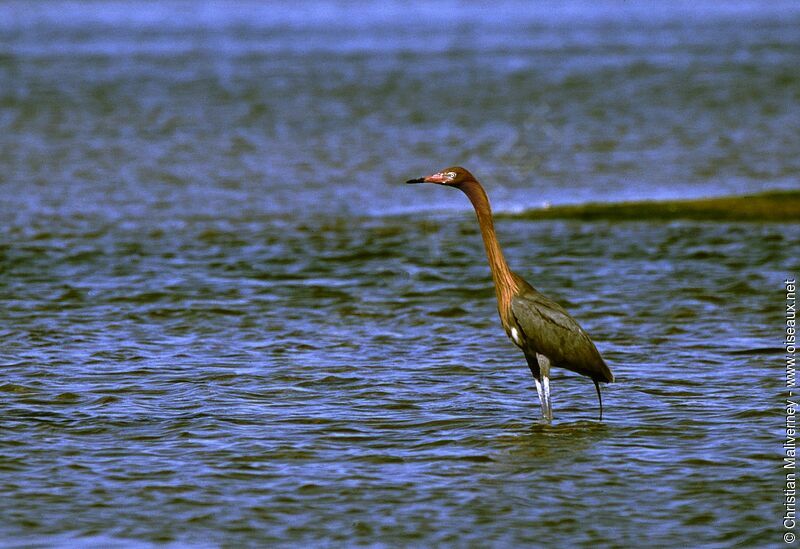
458, 180, 519, 316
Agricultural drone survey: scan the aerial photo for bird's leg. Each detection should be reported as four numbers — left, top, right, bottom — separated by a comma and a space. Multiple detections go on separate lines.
594, 379, 604, 421
525, 352, 552, 421
534, 378, 546, 416
536, 353, 553, 421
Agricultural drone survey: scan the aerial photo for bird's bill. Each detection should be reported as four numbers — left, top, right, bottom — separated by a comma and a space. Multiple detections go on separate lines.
405, 172, 450, 184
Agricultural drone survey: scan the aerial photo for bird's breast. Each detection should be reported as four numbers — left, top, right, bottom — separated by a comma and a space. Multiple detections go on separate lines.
509, 326, 524, 348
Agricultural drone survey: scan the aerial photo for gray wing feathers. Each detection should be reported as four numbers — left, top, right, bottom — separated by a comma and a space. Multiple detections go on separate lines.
511, 291, 613, 382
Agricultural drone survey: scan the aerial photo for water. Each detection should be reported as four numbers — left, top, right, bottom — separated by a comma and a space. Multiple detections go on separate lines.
1, 1, 799, 546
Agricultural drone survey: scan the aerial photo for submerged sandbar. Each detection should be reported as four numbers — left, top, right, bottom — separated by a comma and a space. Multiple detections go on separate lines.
501, 190, 800, 222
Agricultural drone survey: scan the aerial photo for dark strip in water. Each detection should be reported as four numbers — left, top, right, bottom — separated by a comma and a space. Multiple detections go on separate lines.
500, 191, 800, 222
729, 347, 787, 355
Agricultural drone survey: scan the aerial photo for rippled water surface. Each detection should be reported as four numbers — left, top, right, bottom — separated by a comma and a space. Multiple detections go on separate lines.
1, 1, 799, 547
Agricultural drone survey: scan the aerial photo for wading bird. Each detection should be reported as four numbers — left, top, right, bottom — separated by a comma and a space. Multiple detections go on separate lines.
406, 167, 613, 420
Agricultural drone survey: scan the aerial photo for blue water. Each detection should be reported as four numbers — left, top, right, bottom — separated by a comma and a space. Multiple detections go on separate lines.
1, 1, 798, 546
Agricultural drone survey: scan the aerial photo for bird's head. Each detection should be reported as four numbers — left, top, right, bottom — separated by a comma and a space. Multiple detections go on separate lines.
406, 166, 475, 187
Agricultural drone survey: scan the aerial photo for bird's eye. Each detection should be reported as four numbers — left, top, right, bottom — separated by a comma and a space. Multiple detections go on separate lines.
445, 172, 457, 179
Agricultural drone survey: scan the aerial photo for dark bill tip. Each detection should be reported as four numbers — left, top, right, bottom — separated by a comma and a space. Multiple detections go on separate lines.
405, 178, 426, 184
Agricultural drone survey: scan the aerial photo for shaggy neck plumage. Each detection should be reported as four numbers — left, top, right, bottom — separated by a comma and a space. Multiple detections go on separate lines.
457, 179, 519, 324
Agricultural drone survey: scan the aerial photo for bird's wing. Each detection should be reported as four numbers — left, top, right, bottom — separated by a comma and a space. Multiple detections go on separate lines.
510, 290, 613, 382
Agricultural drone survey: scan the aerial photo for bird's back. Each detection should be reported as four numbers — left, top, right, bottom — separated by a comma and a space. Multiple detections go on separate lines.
509, 280, 613, 383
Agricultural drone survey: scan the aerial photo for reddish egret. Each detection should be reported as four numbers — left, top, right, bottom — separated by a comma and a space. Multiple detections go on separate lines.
406, 167, 614, 420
